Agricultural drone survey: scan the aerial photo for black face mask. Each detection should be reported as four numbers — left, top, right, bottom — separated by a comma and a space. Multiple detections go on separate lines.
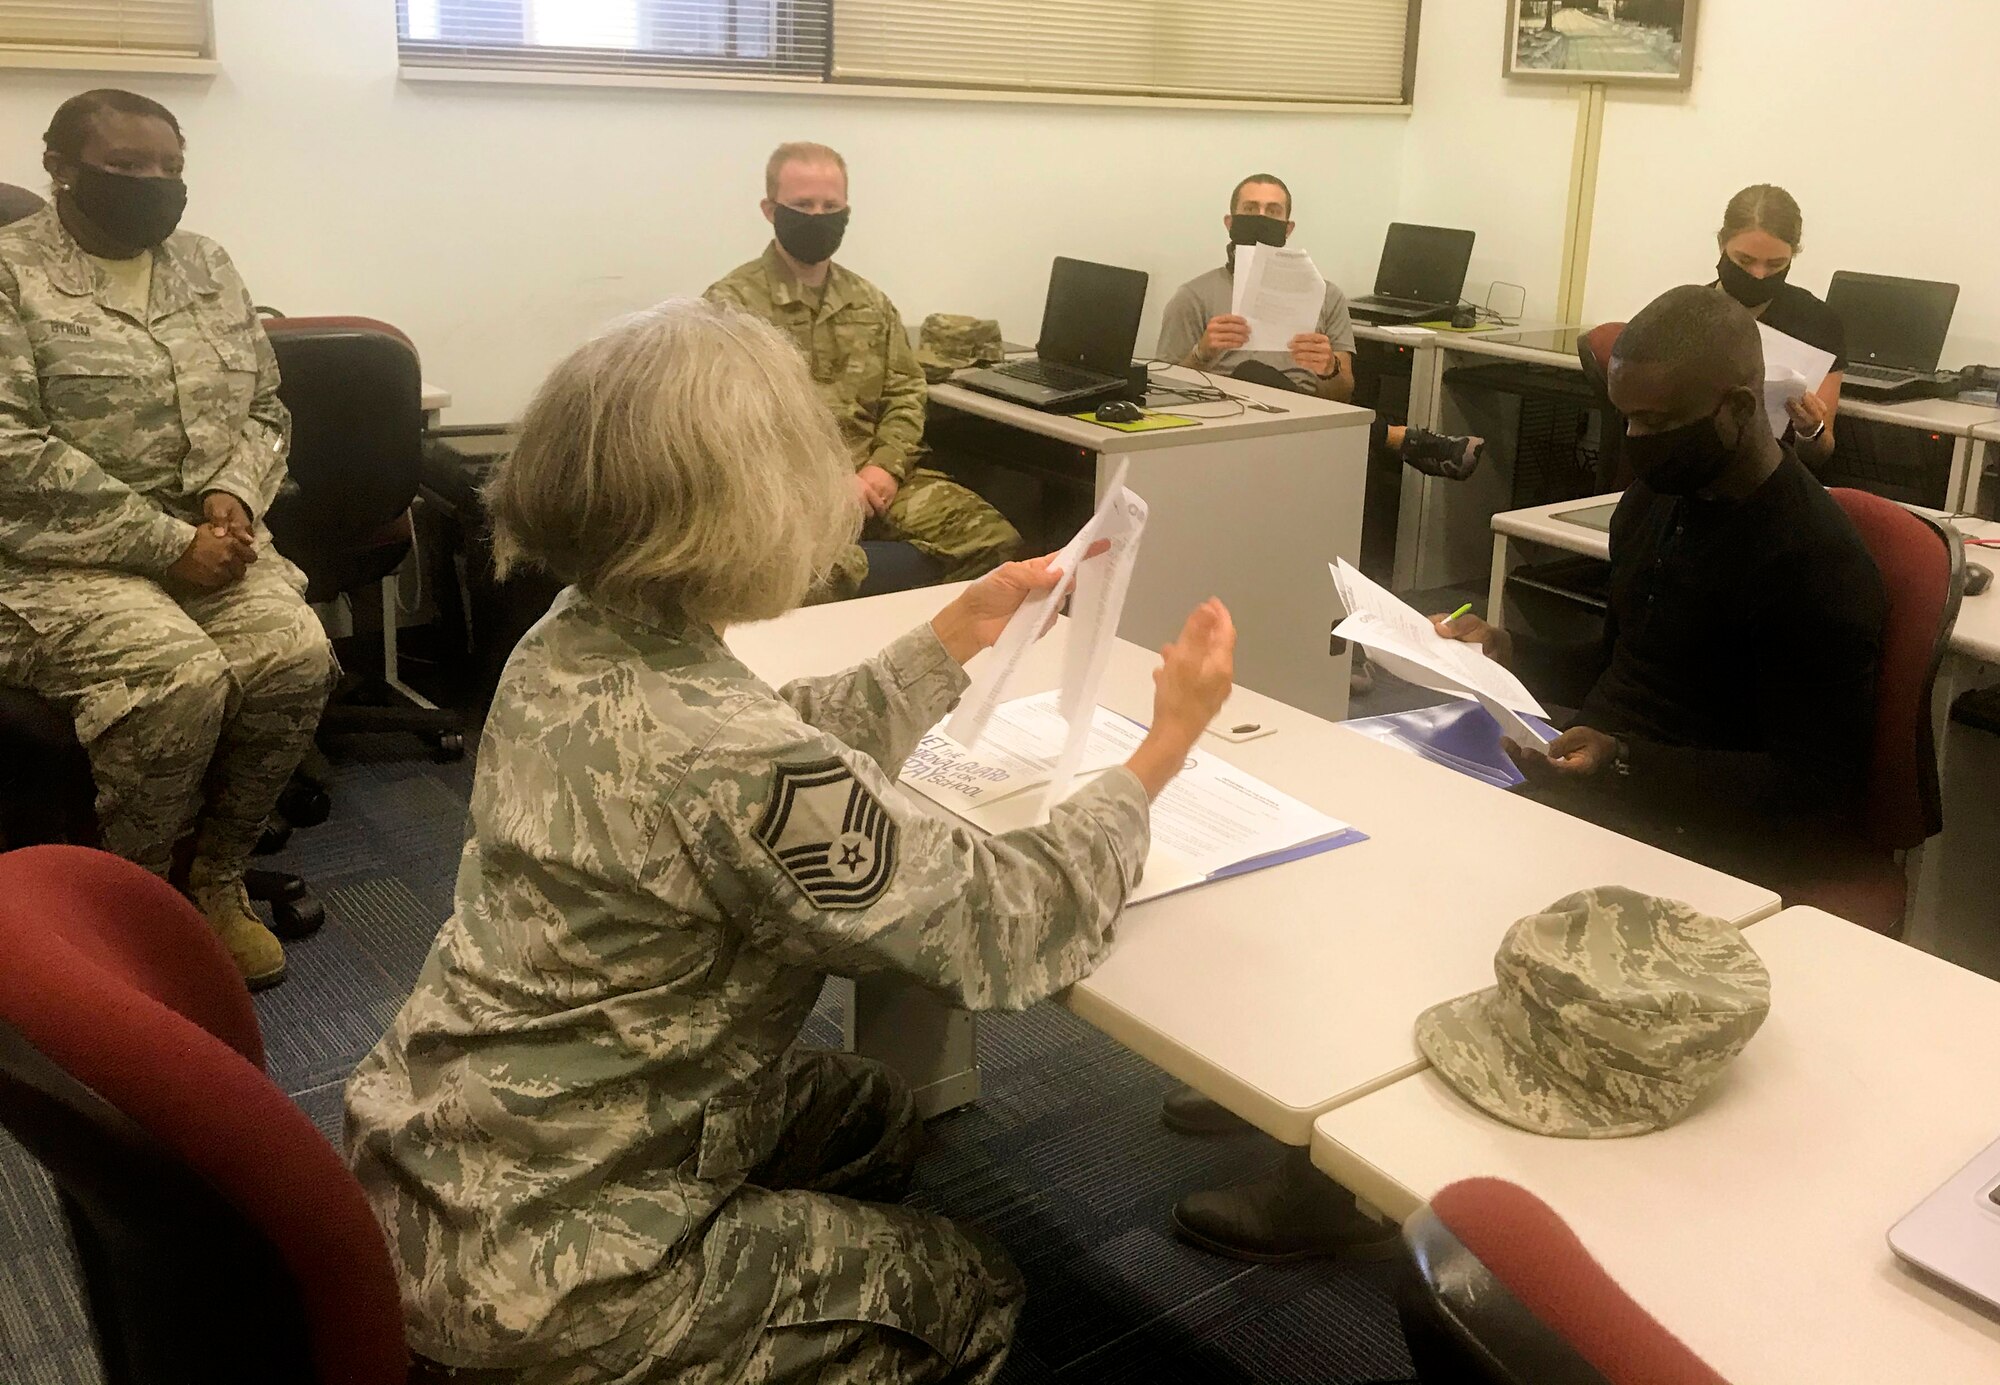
1626, 407, 1741, 497
68, 165, 187, 250
1716, 253, 1786, 308
772, 204, 849, 266
1228, 213, 1289, 249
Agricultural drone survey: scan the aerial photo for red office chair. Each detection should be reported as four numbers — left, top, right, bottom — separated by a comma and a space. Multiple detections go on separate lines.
1576, 322, 1629, 491
0, 846, 410, 1383
1398, 1178, 1729, 1384
261, 315, 463, 759
1784, 492, 1964, 934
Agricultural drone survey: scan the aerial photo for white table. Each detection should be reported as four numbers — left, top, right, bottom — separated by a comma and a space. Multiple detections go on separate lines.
1312, 906, 2000, 1385
421, 382, 450, 429
931, 364, 1370, 723
728, 586, 1780, 1136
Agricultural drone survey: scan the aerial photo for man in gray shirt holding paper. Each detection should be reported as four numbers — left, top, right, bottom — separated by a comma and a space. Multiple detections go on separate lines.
1157, 173, 1484, 478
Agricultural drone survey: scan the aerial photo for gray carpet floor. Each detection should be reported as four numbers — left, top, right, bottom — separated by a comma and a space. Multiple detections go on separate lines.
0, 620, 1477, 1385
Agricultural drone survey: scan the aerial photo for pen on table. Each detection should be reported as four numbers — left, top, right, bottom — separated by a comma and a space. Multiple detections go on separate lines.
1441, 603, 1473, 630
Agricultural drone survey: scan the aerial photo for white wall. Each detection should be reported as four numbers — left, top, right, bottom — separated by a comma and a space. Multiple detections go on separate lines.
1590, 1, 2000, 366
1394, 0, 1577, 324
0, 0, 1408, 421
1398, 0, 2000, 366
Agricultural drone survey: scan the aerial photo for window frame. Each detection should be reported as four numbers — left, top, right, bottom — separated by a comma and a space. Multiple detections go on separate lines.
400, 0, 1424, 112
0, 0, 217, 74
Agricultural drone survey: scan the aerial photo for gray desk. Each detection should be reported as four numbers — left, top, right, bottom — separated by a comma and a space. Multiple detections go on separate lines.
1366, 321, 2000, 591
932, 365, 1372, 722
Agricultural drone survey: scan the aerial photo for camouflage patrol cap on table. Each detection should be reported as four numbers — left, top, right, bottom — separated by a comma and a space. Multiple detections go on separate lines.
1415, 886, 1771, 1139
916, 313, 1005, 383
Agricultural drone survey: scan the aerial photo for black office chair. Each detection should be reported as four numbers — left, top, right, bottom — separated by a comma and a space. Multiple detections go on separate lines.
0, 689, 323, 937
262, 316, 463, 759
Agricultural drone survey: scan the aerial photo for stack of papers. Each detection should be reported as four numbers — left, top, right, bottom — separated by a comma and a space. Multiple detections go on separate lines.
902, 693, 1364, 904
1231, 245, 1326, 352
1329, 560, 1556, 751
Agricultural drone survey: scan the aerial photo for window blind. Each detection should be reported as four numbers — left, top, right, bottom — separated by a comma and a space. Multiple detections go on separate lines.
832, 0, 1413, 105
0, 0, 211, 56
398, 0, 830, 79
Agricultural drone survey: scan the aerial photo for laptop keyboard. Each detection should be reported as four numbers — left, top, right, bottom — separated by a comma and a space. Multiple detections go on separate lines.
1366, 295, 1441, 312
1845, 361, 1914, 383
997, 359, 1107, 391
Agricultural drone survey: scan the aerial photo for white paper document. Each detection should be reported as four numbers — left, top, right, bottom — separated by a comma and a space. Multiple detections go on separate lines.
1758, 323, 1835, 440
901, 699, 1363, 905
901, 694, 1147, 819
1230, 244, 1326, 352
1329, 560, 1546, 718
946, 465, 1146, 821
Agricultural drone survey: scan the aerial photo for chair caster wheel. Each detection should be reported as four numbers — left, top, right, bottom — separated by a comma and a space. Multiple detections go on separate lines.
270, 894, 325, 940
429, 732, 466, 763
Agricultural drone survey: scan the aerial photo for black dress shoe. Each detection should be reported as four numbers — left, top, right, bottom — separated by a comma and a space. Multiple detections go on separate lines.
1171, 1149, 1402, 1263
1160, 1086, 1254, 1137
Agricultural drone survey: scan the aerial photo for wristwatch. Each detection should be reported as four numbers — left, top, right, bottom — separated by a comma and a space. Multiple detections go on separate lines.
1797, 418, 1827, 442
1611, 736, 1633, 777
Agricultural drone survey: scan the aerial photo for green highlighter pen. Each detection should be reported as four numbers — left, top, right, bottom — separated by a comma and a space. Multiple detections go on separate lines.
1442, 602, 1473, 628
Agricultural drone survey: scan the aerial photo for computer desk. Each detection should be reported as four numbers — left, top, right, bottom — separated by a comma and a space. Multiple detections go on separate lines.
928, 365, 1370, 724
1970, 420, 2000, 515
725, 585, 1779, 1132
1352, 321, 2000, 591
1485, 495, 2000, 971
1310, 906, 2000, 1385
420, 382, 450, 430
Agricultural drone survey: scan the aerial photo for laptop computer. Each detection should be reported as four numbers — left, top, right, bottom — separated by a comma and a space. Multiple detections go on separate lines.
1888, 1131, 2000, 1310
1349, 224, 1476, 324
1825, 271, 1959, 396
956, 257, 1148, 411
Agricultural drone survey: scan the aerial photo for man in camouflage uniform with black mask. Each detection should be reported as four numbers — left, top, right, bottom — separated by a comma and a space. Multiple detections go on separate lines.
706, 142, 1020, 601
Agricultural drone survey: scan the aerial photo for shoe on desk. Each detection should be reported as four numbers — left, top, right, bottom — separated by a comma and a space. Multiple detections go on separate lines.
1172, 1151, 1401, 1264
1401, 428, 1486, 481
1160, 1086, 1254, 1137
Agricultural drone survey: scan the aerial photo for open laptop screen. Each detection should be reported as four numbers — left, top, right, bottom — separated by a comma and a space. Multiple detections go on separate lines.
1826, 271, 1959, 372
1038, 257, 1149, 374
1373, 223, 1476, 304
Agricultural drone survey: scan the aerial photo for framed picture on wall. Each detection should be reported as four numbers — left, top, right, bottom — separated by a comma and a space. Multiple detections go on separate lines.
1504, 0, 1699, 88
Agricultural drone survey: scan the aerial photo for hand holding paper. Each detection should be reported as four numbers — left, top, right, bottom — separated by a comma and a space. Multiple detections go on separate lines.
1757, 323, 1835, 441
1231, 245, 1327, 353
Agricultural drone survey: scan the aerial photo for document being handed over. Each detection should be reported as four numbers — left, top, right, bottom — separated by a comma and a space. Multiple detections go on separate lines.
1230, 244, 1326, 353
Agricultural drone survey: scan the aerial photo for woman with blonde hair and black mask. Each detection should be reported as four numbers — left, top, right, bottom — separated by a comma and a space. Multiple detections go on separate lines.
1711, 183, 1846, 467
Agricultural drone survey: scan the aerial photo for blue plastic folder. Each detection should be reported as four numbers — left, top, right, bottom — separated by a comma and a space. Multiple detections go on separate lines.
1343, 700, 1559, 790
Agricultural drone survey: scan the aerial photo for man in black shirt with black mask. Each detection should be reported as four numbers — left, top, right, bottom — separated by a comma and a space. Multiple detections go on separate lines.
1164, 286, 1889, 1268
1439, 283, 1887, 897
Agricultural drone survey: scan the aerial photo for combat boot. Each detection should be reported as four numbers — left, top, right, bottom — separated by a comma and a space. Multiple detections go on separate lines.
189, 862, 288, 992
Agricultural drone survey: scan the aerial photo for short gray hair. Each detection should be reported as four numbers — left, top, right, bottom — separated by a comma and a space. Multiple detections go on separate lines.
487, 299, 856, 626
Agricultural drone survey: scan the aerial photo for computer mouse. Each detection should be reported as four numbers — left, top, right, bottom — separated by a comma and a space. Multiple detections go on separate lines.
1095, 400, 1144, 424
1450, 304, 1479, 330
1968, 562, 1993, 598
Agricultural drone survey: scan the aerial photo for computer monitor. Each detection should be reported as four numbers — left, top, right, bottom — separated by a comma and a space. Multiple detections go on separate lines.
1825, 272, 1960, 373
1037, 257, 1149, 374
1373, 223, 1476, 304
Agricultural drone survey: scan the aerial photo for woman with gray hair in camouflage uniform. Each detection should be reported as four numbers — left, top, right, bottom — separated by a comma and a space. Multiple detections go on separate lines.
345, 297, 1237, 1385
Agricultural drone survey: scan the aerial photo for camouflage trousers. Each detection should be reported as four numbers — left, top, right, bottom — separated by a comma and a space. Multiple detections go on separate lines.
512, 1049, 1023, 1385
818, 468, 1022, 603
0, 547, 334, 883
